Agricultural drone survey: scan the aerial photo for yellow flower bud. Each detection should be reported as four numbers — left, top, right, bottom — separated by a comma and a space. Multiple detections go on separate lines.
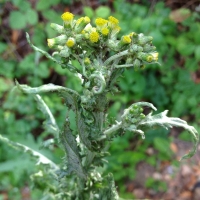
108, 16, 119, 25
95, 18, 108, 27
89, 31, 99, 43
84, 16, 90, 24
47, 39, 55, 48
101, 27, 109, 36
75, 16, 91, 33
76, 17, 84, 25
151, 52, 159, 61
47, 35, 68, 48
146, 55, 153, 62
66, 37, 75, 47
61, 12, 74, 21
121, 35, 131, 44
84, 57, 91, 65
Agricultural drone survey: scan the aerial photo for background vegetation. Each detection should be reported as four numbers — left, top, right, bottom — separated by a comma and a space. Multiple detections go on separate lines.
0, 0, 200, 199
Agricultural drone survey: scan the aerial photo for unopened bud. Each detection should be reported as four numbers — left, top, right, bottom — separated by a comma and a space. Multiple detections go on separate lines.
138, 36, 153, 46
143, 44, 156, 52
47, 35, 68, 48
133, 59, 141, 70
140, 113, 146, 119
75, 16, 91, 33
107, 39, 119, 51
126, 57, 133, 64
137, 52, 154, 62
59, 46, 71, 57
84, 57, 91, 65
130, 44, 143, 53
66, 37, 76, 48
50, 23, 64, 34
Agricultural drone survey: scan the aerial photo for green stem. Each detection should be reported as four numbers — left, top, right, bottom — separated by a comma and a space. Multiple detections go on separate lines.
26, 32, 78, 73
16, 81, 80, 98
104, 50, 129, 66
115, 64, 133, 68
72, 54, 86, 76
103, 121, 122, 138
89, 73, 106, 94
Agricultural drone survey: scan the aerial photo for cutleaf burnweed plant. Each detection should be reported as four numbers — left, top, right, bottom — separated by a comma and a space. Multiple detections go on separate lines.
1, 11, 199, 199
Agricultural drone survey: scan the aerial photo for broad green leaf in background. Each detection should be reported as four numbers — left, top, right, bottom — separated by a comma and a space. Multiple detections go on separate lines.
153, 137, 172, 158
194, 46, 200, 61
25, 9, 38, 25
176, 37, 195, 56
0, 134, 59, 170
36, 0, 61, 11
36, 0, 52, 11
0, 43, 7, 54
95, 6, 111, 18
83, 6, 94, 18
9, 11, 26, 29
11, 0, 31, 11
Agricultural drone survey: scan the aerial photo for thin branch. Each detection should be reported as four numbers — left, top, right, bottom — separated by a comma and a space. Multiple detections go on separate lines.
114, 64, 133, 68
26, 32, 78, 73
104, 50, 129, 66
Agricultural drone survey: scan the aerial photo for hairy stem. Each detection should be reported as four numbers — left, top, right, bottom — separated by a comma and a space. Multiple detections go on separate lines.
26, 32, 78, 73
103, 121, 122, 138
104, 50, 129, 66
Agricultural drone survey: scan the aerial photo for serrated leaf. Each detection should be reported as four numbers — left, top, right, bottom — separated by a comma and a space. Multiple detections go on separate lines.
16, 81, 92, 150
34, 94, 59, 136
25, 33, 78, 73
0, 134, 58, 170
139, 110, 199, 160
76, 112, 92, 149
99, 173, 119, 200
16, 81, 80, 102
9, 11, 27, 29
60, 119, 86, 179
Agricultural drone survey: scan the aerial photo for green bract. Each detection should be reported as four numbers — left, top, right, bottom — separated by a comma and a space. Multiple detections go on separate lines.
1, 11, 198, 200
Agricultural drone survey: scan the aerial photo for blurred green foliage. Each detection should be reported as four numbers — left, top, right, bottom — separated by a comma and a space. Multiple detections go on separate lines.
0, 0, 200, 199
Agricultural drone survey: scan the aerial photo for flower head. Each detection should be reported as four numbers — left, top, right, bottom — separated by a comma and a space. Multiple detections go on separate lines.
66, 37, 75, 47
61, 12, 74, 21
129, 32, 138, 38
47, 35, 68, 48
76, 17, 84, 25
76, 16, 90, 25
89, 31, 99, 43
108, 16, 119, 25
150, 52, 159, 61
146, 55, 153, 62
84, 57, 91, 65
47, 39, 55, 48
110, 25, 121, 39
84, 16, 90, 24
95, 18, 108, 27
122, 35, 131, 44
101, 27, 109, 36
75, 16, 91, 33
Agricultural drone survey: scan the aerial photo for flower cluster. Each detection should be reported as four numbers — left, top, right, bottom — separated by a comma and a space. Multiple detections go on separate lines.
47, 12, 159, 84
